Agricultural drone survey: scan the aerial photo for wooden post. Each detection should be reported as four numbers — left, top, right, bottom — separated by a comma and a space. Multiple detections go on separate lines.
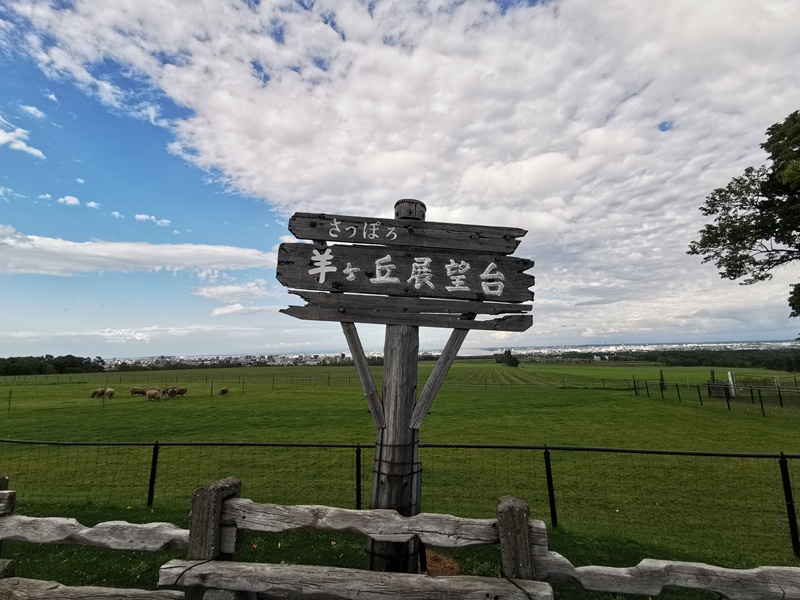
366, 199, 425, 573
497, 496, 535, 579
186, 477, 244, 600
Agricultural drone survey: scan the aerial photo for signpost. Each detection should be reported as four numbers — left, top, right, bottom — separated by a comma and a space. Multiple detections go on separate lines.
276, 199, 534, 573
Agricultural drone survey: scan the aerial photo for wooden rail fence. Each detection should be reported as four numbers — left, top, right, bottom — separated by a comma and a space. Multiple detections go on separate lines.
0, 475, 799, 598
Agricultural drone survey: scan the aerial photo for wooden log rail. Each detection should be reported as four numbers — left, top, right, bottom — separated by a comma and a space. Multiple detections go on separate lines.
0, 483, 188, 600
535, 552, 800, 600
205, 484, 800, 600
219, 497, 549, 550
0, 515, 188, 551
159, 560, 554, 600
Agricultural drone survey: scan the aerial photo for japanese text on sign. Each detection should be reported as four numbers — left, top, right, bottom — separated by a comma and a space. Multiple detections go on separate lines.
308, 249, 506, 297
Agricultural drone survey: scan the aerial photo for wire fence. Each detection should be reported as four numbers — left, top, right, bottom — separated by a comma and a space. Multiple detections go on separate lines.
1, 439, 797, 565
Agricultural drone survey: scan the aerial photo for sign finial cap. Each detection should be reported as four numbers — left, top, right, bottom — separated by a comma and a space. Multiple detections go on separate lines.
394, 199, 426, 221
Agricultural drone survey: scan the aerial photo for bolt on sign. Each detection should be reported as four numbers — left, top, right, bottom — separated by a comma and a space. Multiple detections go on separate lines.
276, 212, 535, 331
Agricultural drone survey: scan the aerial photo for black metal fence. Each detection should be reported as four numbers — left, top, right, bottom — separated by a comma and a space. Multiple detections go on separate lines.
0, 438, 797, 564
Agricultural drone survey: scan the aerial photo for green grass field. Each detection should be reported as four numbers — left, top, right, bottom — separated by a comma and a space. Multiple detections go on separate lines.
1, 360, 799, 598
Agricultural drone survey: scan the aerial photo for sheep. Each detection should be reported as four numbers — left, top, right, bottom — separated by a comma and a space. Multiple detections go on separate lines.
103, 388, 115, 400
165, 388, 177, 399
130, 387, 147, 396
219, 386, 228, 396
90, 388, 104, 398
174, 387, 188, 397
146, 389, 161, 401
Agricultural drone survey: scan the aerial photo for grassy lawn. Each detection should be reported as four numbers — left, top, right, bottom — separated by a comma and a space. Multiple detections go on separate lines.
1, 360, 799, 598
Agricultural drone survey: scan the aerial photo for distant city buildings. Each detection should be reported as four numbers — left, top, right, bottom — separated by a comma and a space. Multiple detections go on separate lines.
103, 340, 797, 370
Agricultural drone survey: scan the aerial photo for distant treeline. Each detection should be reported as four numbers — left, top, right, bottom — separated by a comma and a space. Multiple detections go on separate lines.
0, 355, 106, 376
533, 349, 800, 372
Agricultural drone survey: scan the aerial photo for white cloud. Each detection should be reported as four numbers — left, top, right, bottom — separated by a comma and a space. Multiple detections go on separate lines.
85, 201, 100, 209
0, 224, 277, 275
210, 304, 280, 316
0, 125, 45, 159
20, 105, 45, 118
57, 195, 80, 206
38, 193, 51, 199
195, 279, 281, 302
135, 213, 171, 226
75, 178, 84, 184
5, 0, 800, 349
110, 211, 124, 218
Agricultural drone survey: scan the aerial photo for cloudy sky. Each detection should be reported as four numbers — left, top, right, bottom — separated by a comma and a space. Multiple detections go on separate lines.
1, 0, 799, 359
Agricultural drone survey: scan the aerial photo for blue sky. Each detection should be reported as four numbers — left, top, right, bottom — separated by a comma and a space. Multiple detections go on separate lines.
1, 0, 799, 359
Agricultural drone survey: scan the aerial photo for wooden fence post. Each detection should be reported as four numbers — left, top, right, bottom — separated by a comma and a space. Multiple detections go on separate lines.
186, 477, 245, 600
497, 496, 535, 580
0, 476, 17, 579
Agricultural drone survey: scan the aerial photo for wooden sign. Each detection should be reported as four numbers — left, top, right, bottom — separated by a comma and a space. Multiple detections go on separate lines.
277, 212, 534, 331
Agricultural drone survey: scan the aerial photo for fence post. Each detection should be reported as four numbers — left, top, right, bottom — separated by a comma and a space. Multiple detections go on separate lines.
355, 444, 362, 510
760, 392, 766, 417
147, 442, 160, 507
497, 496, 535, 579
543, 447, 558, 528
778, 454, 800, 558
750, 386, 755, 404
186, 477, 243, 600
675, 383, 681, 402
645, 381, 650, 397
7, 389, 10, 415
723, 386, 731, 411
697, 384, 703, 405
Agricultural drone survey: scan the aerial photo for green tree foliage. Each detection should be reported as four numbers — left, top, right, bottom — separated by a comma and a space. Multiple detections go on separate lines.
0, 355, 106, 376
494, 349, 520, 367
688, 110, 800, 314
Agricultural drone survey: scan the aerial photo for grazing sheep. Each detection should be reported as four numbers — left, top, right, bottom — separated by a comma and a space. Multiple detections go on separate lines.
174, 387, 188, 397
165, 388, 177, 399
219, 386, 228, 396
103, 388, 115, 400
146, 389, 161, 401
130, 387, 147, 396
90, 388, 104, 398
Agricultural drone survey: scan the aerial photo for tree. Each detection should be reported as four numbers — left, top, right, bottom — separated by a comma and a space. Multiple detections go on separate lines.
688, 110, 800, 315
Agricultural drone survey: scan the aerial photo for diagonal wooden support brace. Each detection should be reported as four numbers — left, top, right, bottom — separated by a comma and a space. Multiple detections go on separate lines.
409, 326, 470, 429
341, 322, 386, 429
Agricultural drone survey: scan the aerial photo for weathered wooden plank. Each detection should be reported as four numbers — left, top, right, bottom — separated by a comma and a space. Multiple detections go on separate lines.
188, 477, 242, 561
289, 212, 526, 254
340, 322, 385, 429
290, 290, 533, 315
0, 492, 15, 517
282, 306, 533, 331
367, 322, 420, 573
0, 516, 188, 551
534, 552, 800, 600
221, 499, 549, 551
159, 559, 553, 600
277, 243, 534, 303
0, 577, 184, 600
497, 496, 535, 580
410, 327, 470, 429
188, 478, 243, 600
